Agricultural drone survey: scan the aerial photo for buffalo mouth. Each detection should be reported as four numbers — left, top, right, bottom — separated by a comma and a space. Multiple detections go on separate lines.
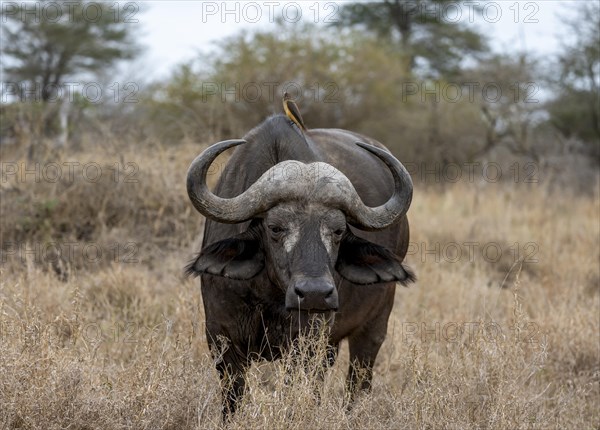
289, 309, 336, 334
286, 307, 338, 314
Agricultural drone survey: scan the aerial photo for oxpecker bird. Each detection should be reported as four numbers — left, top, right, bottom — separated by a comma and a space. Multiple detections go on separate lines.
283, 92, 306, 131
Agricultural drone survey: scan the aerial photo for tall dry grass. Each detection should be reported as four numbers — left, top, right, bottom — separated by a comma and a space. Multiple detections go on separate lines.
0, 141, 598, 429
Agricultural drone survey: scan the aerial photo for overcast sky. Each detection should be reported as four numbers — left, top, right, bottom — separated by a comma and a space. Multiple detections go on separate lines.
135, 1, 574, 79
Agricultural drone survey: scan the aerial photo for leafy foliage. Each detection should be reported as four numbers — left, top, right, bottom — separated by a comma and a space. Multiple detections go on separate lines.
138, 21, 485, 166
331, 0, 489, 77
1, 0, 141, 102
546, 2, 600, 158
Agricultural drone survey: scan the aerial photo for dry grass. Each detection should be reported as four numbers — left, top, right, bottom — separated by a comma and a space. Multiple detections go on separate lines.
1, 141, 598, 429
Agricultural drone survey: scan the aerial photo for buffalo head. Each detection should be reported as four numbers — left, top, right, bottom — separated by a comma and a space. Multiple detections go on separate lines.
185, 139, 414, 313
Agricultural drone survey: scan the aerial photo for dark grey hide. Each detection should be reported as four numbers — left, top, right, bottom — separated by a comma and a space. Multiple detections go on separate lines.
186, 114, 415, 417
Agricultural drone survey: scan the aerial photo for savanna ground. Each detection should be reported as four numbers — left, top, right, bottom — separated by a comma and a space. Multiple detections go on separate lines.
0, 140, 598, 429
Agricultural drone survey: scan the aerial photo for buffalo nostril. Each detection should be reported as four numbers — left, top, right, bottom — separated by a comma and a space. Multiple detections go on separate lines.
294, 287, 305, 299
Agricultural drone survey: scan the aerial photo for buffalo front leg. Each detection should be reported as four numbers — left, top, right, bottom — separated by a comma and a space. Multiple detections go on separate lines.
208, 333, 249, 420
345, 320, 389, 405
216, 356, 248, 420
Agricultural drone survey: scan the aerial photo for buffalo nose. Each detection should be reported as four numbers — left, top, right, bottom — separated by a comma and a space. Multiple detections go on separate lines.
286, 278, 339, 311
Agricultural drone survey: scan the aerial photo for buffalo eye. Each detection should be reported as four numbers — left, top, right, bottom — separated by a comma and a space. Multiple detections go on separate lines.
268, 224, 286, 239
332, 227, 346, 241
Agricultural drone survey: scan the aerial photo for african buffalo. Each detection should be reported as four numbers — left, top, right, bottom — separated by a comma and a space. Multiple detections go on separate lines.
186, 114, 415, 417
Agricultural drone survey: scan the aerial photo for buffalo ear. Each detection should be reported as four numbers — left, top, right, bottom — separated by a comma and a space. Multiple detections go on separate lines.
185, 228, 264, 280
336, 231, 415, 285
